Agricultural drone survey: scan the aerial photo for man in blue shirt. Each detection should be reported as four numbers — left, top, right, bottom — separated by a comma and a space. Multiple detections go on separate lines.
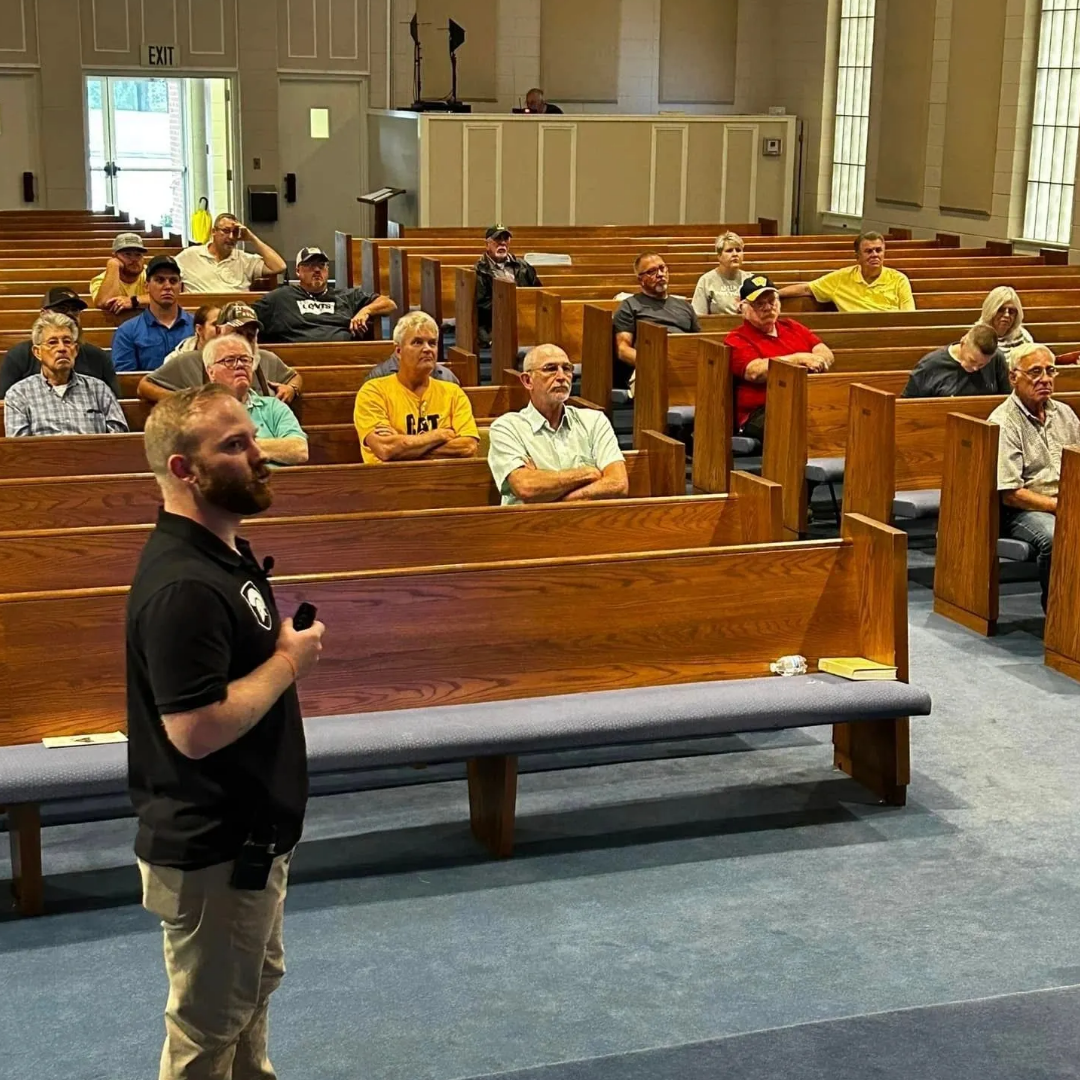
111, 255, 195, 372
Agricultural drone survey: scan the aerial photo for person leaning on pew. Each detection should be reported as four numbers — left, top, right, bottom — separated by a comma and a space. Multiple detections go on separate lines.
723, 276, 834, 443
901, 324, 1010, 398
778, 231, 916, 313
2, 312, 128, 436
353, 311, 480, 463
474, 224, 542, 347
90, 231, 150, 314
0, 286, 120, 398
202, 334, 308, 466
488, 343, 628, 506
139, 302, 303, 407
127, 384, 324, 1078
989, 343, 1080, 613
110, 256, 196, 373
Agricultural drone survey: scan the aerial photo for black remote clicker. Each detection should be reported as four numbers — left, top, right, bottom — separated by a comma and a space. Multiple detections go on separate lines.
293, 602, 318, 631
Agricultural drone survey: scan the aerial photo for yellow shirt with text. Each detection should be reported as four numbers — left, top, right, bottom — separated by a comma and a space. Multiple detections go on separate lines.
808, 265, 915, 313
353, 374, 480, 464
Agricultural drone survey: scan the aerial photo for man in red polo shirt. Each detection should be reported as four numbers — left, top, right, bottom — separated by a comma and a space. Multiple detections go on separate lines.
723, 275, 835, 442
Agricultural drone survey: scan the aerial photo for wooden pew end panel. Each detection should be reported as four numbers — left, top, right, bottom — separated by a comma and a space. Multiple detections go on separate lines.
467, 755, 518, 858
7, 803, 44, 916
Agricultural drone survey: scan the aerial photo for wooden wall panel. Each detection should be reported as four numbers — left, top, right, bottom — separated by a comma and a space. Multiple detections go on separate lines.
874, 0, 935, 206
500, 121, 539, 226
463, 123, 499, 226
540, 0, 620, 103
574, 121, 651, 224
539, 124, 575, 224
652, 125, 686, 224
939, 0, 1007, 215
276, 0, 370, 73
722, 125, 756, 222
416, 0, 496, 101
0, 0, 39, 64
659, 0, 737, 104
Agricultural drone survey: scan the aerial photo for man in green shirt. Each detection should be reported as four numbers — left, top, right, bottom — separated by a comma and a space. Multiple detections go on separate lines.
204, 335, 308, 466
488, 343, 628, 505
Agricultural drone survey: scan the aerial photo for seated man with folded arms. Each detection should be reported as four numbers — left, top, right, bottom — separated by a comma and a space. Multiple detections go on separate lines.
488, 344, 627, 506
4, 312, 128, 436
989, 343, 1080, 613
723, 276, 834, 443
779, 232, 915, 313
138, 302, 302, 406
91, 231, 150, 314
613, 252, 700, 392
203, 335, 308, 466
353, 311, 480, 464
902, 324, 1009, 398
0, 287, 119, 398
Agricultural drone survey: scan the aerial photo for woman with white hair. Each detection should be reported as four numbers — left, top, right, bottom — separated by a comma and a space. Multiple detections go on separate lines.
691, 231, 752, 315
979, 286, 1035, 362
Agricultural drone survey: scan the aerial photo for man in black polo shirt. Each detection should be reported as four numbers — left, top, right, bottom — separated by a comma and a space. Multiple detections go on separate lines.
127, 382, 324, 1079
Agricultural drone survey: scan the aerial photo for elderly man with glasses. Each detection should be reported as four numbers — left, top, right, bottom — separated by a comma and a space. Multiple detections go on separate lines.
203, 334, 308, 466
989, 342, 1080, 612
488, 343, 628, 505
612, 252, 700, 392
177, 213, 286, 293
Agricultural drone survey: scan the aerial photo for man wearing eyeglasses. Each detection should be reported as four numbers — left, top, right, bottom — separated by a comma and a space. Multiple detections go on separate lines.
177, 213, 287, 293
989, 342, 1080, 612
488, 343, 627, 506
612, 252, 700, 392
203, 335, 308, 466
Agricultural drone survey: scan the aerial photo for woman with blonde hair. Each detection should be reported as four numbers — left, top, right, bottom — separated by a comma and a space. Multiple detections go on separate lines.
979, 286, 1034, 362
692, 231, 752, 315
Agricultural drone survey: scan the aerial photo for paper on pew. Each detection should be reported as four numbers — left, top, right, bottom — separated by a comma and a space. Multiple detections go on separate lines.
523, 252, 572, 266
817, 657, 898, 681
43, 731, 128, 748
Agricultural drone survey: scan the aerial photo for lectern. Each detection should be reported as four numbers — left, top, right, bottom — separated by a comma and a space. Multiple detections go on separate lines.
358, 187, 406, 238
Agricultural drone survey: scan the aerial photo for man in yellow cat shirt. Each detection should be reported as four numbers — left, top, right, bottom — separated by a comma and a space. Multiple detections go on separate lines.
353, 311, 480, 464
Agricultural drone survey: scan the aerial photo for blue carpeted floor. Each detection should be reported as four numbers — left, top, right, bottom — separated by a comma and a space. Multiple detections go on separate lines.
3, 561, 1080, 1079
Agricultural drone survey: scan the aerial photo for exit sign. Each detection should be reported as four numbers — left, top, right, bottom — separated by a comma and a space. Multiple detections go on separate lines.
145, 44, 178, 67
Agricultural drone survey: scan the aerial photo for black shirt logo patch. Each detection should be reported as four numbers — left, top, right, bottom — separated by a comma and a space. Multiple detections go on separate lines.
241, 581, 273, 630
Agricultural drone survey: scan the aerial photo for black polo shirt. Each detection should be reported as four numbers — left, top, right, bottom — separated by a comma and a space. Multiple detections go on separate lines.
126, 510, 307, 869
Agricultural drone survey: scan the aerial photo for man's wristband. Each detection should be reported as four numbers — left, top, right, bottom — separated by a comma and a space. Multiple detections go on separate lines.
273, 651, 299, 683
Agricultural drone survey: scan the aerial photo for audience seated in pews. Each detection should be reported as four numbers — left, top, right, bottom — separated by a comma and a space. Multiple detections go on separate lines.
779, 231, 916, 312
161, 303, 221, 365
139, 302, 302, 406
979, 285, 1035, 364
254, 246, 396, 343
203, 335, 308, 466
111, 256, 195, 373
3, 312, 128, 436
175, 212, 286, 292
723, 276, 834, 443
91, 231, 150, 314
474, 224, 542, 347
353, 311, 480, 463
488, 344, 627, 505
902, 324, 1009, 398
0, 286, 119, 397
691, 231, 752, 315
990, 343, 1080, 612
613, 252, 700, 393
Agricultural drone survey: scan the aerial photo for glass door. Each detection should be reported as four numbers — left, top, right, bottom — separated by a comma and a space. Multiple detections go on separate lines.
86, 76, 189, 236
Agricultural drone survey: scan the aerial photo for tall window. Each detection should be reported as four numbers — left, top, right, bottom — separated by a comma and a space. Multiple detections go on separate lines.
830, 0, 876, 217
1024, 0, 1080, 245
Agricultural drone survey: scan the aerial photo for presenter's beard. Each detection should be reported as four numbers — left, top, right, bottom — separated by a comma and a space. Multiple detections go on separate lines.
195, 460, 274, 515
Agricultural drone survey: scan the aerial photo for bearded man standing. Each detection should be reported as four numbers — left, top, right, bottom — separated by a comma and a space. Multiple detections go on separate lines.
126, 383, 325, 1079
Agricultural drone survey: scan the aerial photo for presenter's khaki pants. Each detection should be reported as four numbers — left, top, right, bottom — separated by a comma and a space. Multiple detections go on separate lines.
139, 853, 291, 1080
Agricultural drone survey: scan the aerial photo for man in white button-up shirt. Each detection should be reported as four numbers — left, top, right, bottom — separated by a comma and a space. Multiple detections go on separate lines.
176, 213, 286, 293
488, 344, 628, 506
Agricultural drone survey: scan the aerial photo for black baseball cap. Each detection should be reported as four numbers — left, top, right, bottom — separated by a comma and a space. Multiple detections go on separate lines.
42, 286, 87, 312
740, 275, 778, 303
146, 255, 181, 278
485, 224, 512, 240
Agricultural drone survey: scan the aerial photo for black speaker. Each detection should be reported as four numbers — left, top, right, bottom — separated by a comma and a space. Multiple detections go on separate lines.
284, 173, 297, 204
247, 186, 278, 223
21, 172, 35, 204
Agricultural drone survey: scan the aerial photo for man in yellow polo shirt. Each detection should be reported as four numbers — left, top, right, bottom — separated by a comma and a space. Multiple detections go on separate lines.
353, 311, 480, 464
779, 231, 915, 313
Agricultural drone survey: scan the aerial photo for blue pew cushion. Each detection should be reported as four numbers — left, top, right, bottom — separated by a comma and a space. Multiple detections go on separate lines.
806, 457, 845, 484
731, 436, 760, 455
893, 489, 941, 519
997, 537, 1035, 562
667, 405, 695, 426
610, 389, 631, 406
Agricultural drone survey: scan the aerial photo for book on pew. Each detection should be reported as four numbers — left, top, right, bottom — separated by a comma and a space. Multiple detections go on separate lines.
42, 732, 128, 748
817, 657, 898, 681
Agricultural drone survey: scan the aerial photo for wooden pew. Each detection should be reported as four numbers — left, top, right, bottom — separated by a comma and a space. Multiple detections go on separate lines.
0, 432, 685, 531
1045, 447, 1080, 679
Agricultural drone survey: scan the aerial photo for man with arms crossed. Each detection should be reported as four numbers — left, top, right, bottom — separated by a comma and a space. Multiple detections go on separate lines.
989, 343, 1080, 613
488, 343, 628, 505
353, 311, 480, 463
127, 383, 325, 1079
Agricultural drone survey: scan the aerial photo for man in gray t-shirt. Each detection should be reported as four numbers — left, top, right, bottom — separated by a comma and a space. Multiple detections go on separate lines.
612, 252, 699, 389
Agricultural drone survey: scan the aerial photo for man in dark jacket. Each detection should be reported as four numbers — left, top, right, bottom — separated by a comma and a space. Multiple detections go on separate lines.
474, 225, 541, 346
0, 287, 120, 398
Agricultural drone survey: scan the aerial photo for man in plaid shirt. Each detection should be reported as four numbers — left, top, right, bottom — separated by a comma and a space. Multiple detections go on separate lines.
3, 312, 128, 437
